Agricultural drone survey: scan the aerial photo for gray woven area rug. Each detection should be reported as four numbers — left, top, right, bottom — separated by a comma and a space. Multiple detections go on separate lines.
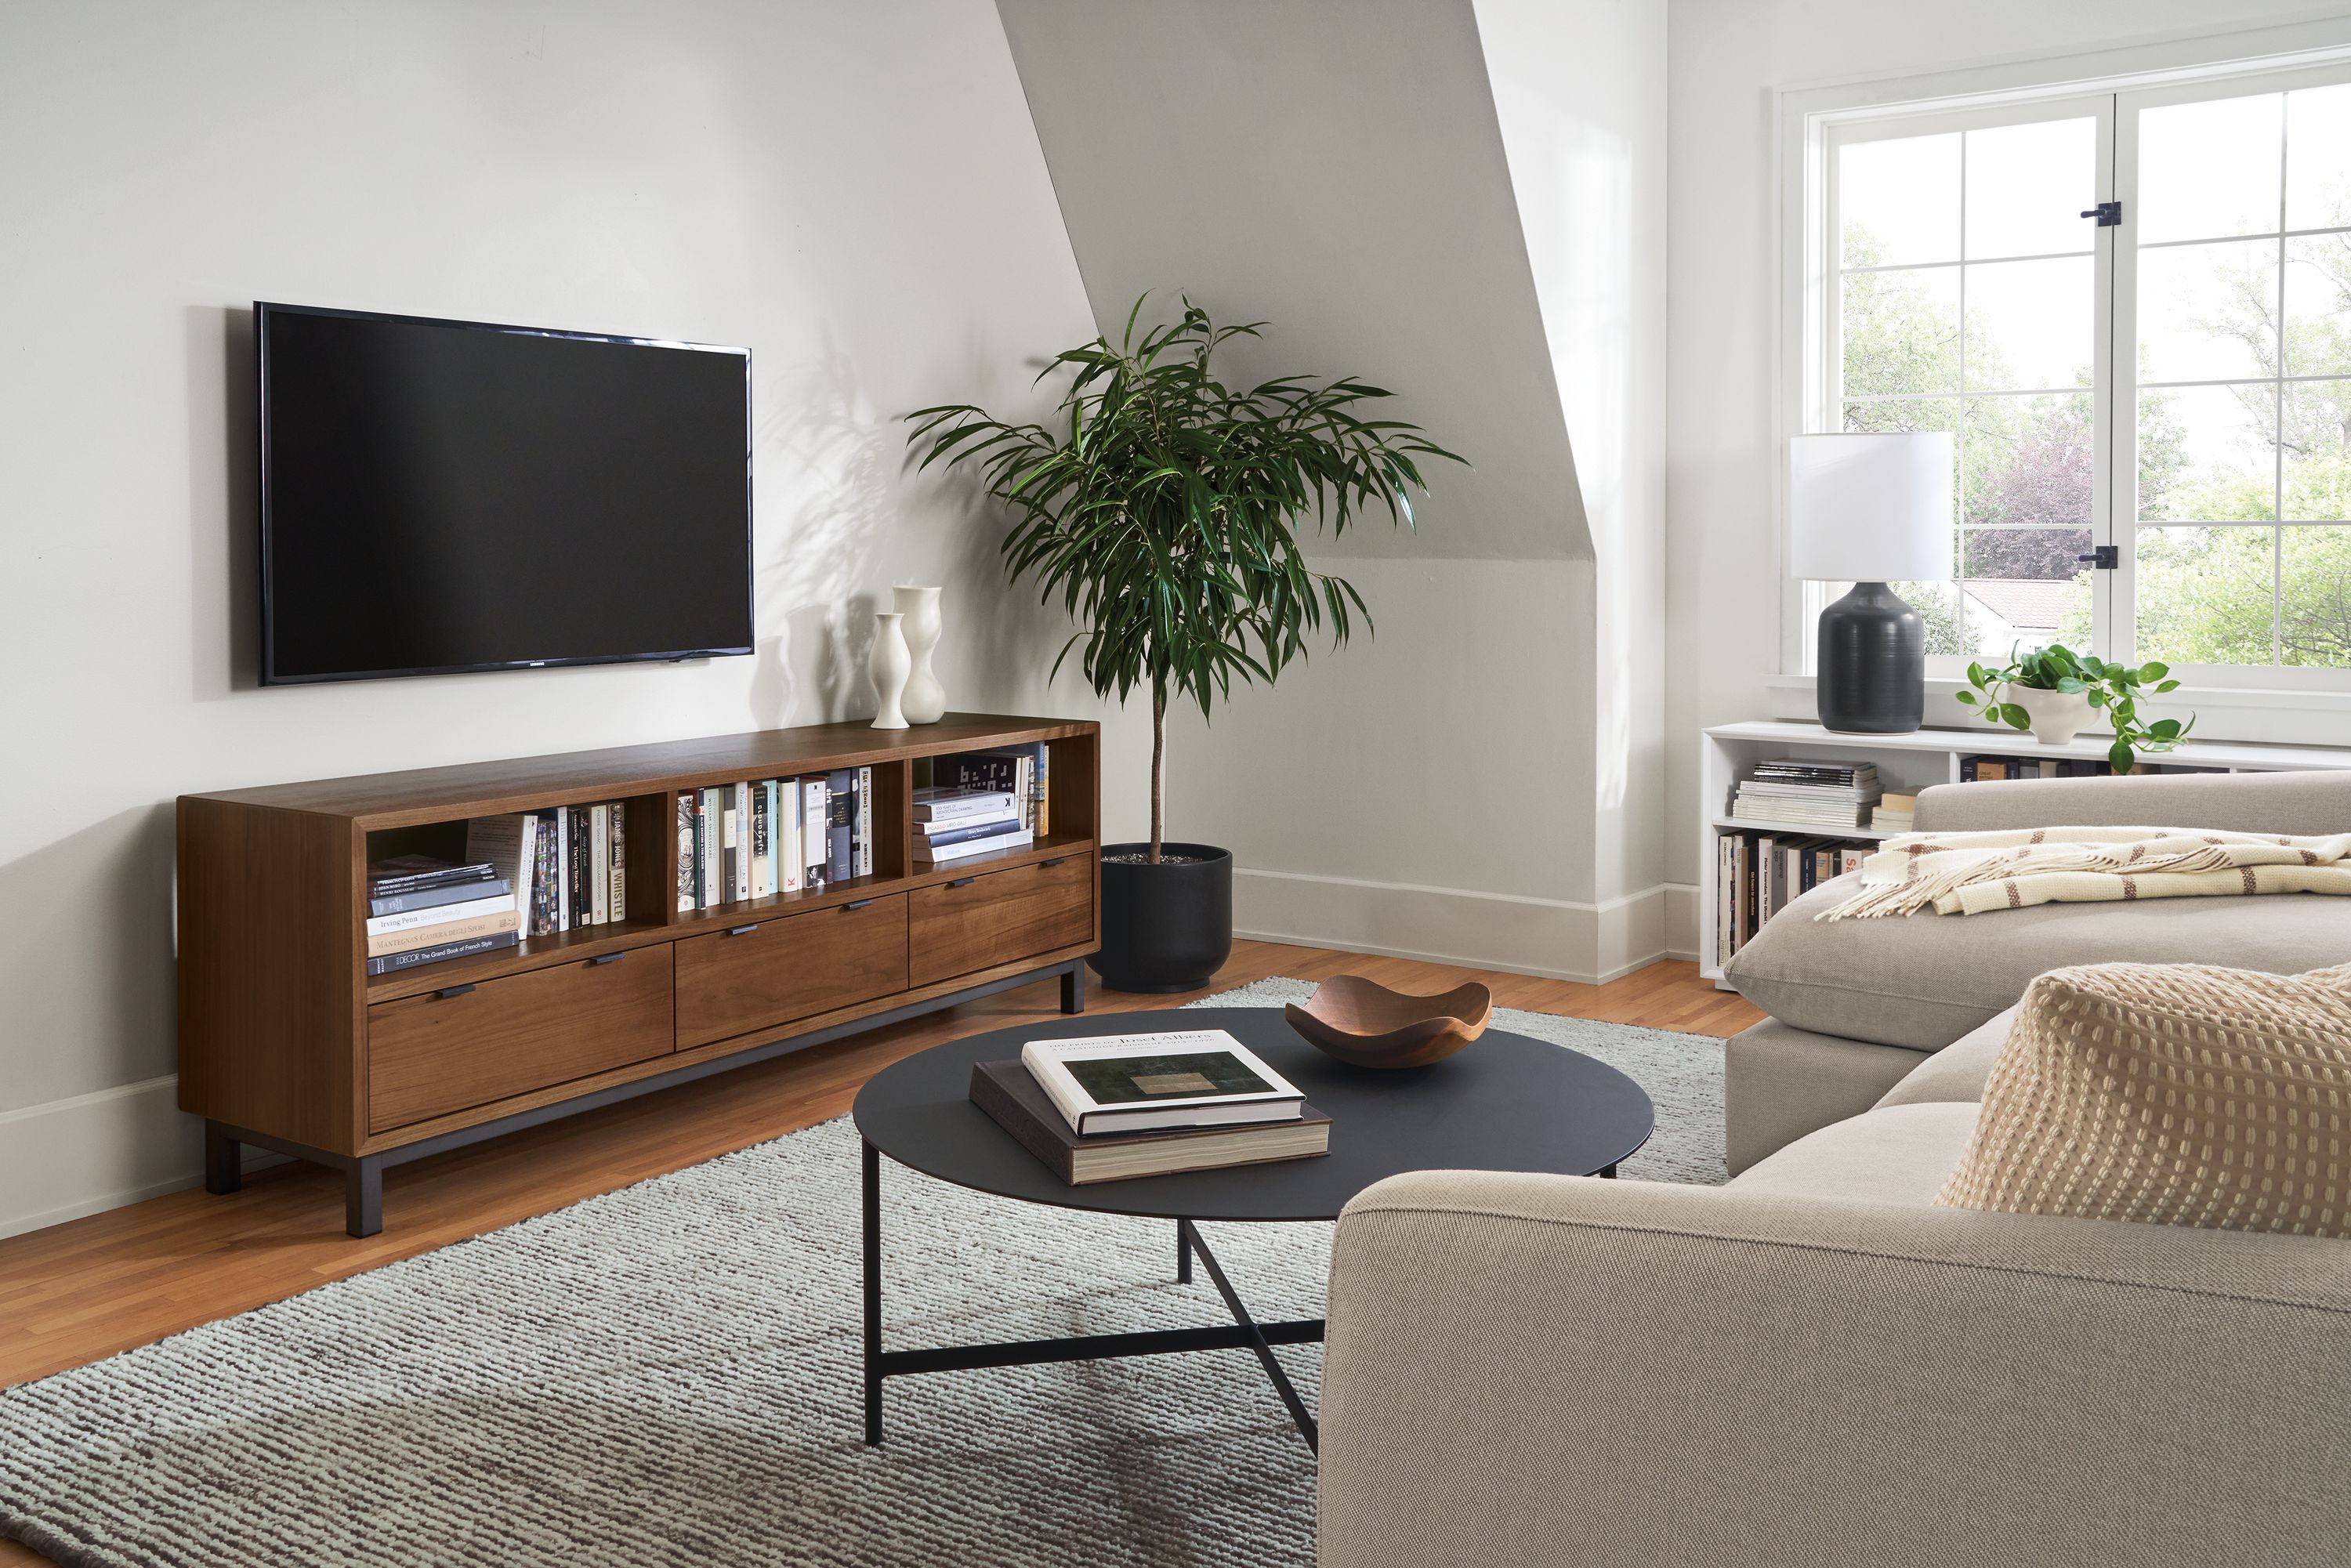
0, 980, 1723, 1568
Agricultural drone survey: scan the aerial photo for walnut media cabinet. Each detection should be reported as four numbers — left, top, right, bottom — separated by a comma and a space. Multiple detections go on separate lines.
177, 715, 1100, 1236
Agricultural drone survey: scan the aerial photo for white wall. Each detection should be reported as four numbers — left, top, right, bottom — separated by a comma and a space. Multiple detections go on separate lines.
1665, 0, 2351, 951
998, 0, 1669, 981
0, 0, 1124, 1237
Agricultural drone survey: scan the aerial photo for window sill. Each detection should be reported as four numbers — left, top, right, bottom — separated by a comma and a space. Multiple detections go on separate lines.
1763, 675, 2351, 748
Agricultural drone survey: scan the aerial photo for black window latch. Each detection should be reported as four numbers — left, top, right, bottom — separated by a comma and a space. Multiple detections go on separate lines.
2077, 545, 2119, 569
2081, 201, 2122, 226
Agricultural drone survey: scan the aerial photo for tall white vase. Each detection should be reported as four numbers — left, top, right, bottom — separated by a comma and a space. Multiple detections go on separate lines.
894, 584, 945, 724
868, 611, 911, 730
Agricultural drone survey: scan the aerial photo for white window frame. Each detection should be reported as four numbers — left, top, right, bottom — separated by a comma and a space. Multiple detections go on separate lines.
1811, 94, 2117, 678
1774, 16, 2351, 729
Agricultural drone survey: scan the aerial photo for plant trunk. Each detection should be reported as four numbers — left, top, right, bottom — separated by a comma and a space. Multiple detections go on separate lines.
1148, 684, 1165, 865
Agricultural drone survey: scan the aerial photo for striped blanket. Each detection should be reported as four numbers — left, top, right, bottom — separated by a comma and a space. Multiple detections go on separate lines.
1821, 825, 2351, 919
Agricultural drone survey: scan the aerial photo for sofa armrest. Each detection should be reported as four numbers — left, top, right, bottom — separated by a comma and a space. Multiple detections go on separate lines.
1319, 1170, 2351, 1568
1912, 766, 2351, 835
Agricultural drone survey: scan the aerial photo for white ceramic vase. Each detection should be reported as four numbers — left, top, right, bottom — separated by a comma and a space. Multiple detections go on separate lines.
2004, 683, 2093, 745
894, 584, 945, 724
869, 611, 911, 730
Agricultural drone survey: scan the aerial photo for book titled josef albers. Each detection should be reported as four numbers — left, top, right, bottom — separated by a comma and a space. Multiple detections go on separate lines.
1019, 1030, 1306, 1135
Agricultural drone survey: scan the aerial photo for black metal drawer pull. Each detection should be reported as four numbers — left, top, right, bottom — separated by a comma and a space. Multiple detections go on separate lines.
434, 983, 476, 1001
1040, 856, 1067, 867
589, 952, 624, 965
842, 898, 875, 911
726, 924, 759, 936
946, 876, 977, 889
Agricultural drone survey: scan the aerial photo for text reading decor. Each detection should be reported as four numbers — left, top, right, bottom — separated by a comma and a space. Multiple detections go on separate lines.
177, 715, 1099, 1235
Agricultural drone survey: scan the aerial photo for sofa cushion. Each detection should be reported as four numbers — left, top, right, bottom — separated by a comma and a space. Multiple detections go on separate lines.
1725, 1019, 1926, 1175
1940, 963, 2351, 1237
1728, 1102, 1980, 1207
1723, 875, 2351, 1050
1876, 1005, 2017, 1109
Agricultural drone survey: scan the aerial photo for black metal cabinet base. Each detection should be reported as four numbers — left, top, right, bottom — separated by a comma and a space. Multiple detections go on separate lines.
200, 957, 1089, 1238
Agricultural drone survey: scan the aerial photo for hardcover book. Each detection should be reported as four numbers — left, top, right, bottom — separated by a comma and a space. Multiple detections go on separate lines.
969, 1060, 1330, 1186
364, 928, 520, 976
825, 769, 856, 884
1019, 1030, 1306, 1135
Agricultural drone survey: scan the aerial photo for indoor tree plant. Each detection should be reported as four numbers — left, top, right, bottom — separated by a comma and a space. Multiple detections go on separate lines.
1956, 643, 2193, 770
907, 297, 1463, 991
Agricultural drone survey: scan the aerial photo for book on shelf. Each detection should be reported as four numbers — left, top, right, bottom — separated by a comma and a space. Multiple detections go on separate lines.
968, 1060, 1331, 1185
857, 766, 873, 877
914, 826, 1034, 865
364, 906, 518, 958
1961, 755, 2119, 782
1715, 827, 1874, 964
941, 746, 1047, 835
802, 777, 828, 889
913, 786, 1018, 824
824, 769, 856, 884
1019, 1030, 1305, 1135
915, 813, 1026, 848
364, 891, 514, 940
364, 855, 498, 897
366, 929, 519, 978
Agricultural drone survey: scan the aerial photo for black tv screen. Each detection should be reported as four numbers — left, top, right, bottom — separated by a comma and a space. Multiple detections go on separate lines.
258, 302, 752, 684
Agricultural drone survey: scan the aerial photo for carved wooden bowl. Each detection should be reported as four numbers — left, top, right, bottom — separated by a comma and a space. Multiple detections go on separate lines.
1284, 976, 1494, 1070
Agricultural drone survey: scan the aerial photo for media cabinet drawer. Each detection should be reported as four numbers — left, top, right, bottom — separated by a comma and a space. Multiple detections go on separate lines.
908, 853, 1093, 987
673, 893, 910, 1050
367, 947, 676, 1133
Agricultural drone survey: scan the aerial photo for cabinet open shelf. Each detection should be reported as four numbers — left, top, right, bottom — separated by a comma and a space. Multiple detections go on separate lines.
179, 715, 1102, 1235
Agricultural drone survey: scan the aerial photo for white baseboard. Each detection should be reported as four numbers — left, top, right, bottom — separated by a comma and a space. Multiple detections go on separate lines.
0, 1076, 282, 1242
1233, 867, 1679, 985
1662, 882, 1700, 960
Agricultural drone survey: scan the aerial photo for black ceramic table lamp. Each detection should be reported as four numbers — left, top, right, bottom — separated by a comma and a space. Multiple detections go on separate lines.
1788, 432, 1955, 733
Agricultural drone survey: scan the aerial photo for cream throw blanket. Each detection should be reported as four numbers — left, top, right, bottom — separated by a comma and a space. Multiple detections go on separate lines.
1821, 825, 2351, 919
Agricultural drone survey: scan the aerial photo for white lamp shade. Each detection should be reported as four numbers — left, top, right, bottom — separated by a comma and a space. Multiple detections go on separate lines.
1788, 432, 1954, 582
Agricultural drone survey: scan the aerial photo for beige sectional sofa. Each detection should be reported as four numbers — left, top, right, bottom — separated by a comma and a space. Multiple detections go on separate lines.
1316, 768, 2351, 1566
1721, 767, 2351, 1171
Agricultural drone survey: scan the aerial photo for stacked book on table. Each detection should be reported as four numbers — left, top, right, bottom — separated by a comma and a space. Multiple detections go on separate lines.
1730, 757, 1883, 830
913, 784, 1034, 867
969, 1030, 1330, 1185
364, 855, 521, 976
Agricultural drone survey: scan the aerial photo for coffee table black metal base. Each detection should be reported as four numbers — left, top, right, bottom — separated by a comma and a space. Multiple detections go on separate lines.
852, 1009, 1651, 1452
864, 1139, 1335, 1447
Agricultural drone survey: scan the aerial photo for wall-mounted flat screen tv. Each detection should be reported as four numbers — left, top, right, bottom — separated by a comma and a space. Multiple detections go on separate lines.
258, 302, 752, 685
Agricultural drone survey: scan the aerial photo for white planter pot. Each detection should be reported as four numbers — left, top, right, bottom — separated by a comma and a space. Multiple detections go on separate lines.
2004, 683, 2094, 746
893, 584, 945, 725
869, 611, 911, 730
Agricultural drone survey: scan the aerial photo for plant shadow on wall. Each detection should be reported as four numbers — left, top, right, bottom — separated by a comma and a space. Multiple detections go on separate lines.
907, 295, 1465, 992
750, 338, 893, 728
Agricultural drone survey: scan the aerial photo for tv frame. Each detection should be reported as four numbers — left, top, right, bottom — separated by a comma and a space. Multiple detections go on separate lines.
255, 300, 754, 686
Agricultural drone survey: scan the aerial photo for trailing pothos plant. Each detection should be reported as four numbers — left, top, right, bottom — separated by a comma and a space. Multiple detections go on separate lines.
906, 296, 1464, 863
1956, 643, 2194, 772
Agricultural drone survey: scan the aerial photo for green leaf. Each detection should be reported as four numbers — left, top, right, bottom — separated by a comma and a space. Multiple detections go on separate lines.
2000, 704, 2030, 730
2150, 718, 2182, 739
2054, 676, 2085, 693
2139, 661, 2169, 680
2156, 679, 2180, 693
2110, 738, 2134, 773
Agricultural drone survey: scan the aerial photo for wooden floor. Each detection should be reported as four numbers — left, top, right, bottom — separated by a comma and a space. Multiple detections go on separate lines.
0, 943, 1755, 1567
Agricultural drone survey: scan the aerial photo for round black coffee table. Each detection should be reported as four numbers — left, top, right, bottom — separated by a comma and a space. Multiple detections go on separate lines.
852, 1007, 1653, 1450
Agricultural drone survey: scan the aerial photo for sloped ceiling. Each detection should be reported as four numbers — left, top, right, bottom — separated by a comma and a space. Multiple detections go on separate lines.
994, 0, 1592, 563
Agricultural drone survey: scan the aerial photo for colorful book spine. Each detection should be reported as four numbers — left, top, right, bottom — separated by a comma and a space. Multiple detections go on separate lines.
676, 792, 697, 912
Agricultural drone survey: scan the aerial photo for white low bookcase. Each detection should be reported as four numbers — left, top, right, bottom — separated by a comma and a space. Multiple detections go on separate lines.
1699, 719, 2351, 985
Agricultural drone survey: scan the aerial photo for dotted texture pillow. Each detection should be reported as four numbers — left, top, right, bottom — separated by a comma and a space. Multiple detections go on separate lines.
1937, 961, 2351, 1237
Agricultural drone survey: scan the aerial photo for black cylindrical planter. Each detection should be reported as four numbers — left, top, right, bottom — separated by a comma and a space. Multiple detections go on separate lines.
1817, 581, 1925, 733
1091, 842, 1233, 994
